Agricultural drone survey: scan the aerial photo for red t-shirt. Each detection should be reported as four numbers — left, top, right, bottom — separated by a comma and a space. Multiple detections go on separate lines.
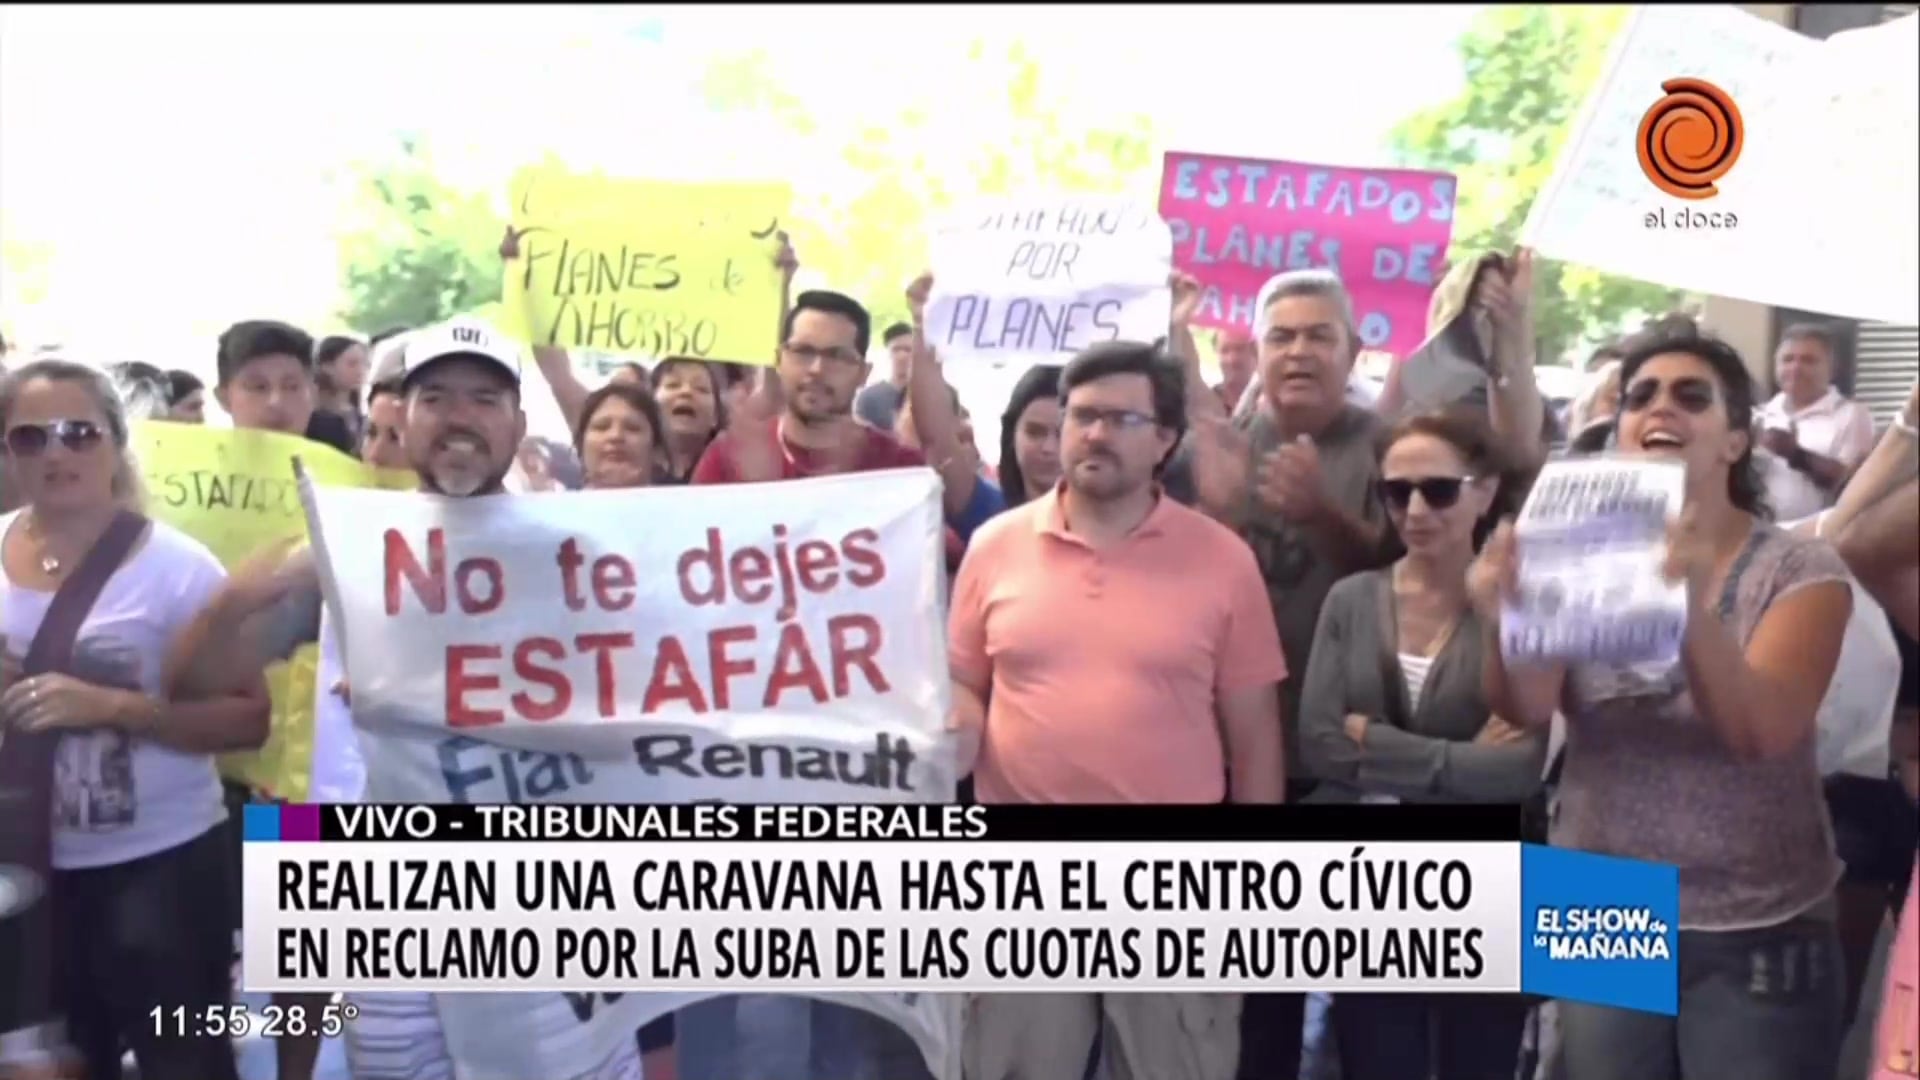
690, 422, 926, 484
693, 422, 965, 564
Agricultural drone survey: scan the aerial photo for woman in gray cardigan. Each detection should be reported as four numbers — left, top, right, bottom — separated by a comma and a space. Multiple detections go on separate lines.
1300, 409, 1545, 1080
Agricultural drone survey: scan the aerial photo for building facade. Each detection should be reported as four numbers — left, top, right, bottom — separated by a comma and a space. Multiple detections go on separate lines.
1704, 3, 1919, 425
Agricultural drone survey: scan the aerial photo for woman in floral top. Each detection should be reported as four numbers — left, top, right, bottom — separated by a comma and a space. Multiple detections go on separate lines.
1473, 316, 1853, 1080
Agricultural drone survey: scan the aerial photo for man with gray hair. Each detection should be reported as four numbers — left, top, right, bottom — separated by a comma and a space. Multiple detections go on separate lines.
1180, 267, 1402, 1080
1225, 275, 1383, 419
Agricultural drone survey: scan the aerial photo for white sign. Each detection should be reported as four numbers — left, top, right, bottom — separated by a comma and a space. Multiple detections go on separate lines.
925, 196, 1173, 369
1522, 6, 1919, 326
307, 609, 364, 803
1504, 457, 1688, 666
293, 471, 959, 1080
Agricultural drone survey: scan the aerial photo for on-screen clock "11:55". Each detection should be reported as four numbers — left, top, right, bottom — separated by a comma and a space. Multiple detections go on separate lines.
150, 1002, 361, 1039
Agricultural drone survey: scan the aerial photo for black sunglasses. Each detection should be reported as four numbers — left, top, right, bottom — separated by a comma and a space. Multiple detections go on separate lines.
1378, 476, 1475, 511
4, 419, 105, 457
1622, 376, 1716, 414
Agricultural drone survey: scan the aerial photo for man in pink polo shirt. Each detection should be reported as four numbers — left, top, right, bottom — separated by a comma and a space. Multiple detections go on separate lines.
948, 340, 1285, 1080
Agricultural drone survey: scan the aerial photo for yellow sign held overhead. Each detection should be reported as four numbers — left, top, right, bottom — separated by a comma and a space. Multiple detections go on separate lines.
510, 167, 787, 237
505, 166, 793, 365
136, 422, 411, 567
133, 421, 411, 801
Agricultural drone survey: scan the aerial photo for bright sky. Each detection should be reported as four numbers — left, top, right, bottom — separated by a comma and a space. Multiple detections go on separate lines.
0, 2, 1477, 415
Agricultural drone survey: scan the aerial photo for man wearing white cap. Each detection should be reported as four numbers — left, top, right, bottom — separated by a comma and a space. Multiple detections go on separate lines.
381, 319, 527, 497
174, 319, 645, 1080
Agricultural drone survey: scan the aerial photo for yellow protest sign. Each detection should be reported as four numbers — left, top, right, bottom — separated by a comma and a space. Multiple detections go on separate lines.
509, 166, 788, 236
136, 421, 411, 566
133, 421, 411, 801
505, 166, 792, 365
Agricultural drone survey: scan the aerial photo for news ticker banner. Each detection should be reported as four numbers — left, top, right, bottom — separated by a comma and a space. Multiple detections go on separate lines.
243, 804, 1678, 1016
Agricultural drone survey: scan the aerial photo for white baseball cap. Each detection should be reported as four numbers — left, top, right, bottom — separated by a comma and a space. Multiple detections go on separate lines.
394, 318, 523, 389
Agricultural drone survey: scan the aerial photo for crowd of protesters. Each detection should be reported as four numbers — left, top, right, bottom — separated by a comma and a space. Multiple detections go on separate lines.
0, 229, 1915, 1080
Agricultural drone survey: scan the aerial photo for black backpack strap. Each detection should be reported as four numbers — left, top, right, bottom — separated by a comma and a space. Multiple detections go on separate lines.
22, 510, 151, 675
0, 509, 150, 1034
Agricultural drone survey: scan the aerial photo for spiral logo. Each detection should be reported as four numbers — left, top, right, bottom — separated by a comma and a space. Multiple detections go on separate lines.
1637, 78, 1744, 200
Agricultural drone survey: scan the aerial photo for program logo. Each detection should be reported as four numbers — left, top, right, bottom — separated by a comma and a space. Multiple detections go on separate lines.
1534, 905, 1671, 961
1519, 845, 1679, 1014
1637, 78, 1744, 200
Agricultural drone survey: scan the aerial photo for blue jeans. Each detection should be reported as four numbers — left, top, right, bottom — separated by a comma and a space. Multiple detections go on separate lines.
1558, 912, 1845, 1080
1330, 992, 1527, 1080
676, 995, 932, 1080
1237, 992, 1304, 1079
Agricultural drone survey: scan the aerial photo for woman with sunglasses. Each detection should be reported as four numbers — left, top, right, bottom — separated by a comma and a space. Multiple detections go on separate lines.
0, 360, 269, 1080
1298, 409, 1540, 1080
1473, 317, 1854, 1080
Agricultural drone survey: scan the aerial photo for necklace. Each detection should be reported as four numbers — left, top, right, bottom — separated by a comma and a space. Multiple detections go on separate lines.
23, 515, 67, 577
1391, 563, 1465, 659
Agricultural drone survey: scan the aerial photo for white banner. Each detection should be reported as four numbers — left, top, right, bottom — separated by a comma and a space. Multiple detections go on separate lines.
926, 196, 1172, 369
294, 470, 960, 1080
1521, 6, 1919, 326
246, 841, 1521, 993
307, 610, 364, 804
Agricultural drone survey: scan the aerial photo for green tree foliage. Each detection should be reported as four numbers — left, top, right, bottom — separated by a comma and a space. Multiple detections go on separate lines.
0, 211, 56, 345
1390, 5, 1685, 363
329, 44, 1155, 341
700, 41, 1156, 329
335, 137, 504, 334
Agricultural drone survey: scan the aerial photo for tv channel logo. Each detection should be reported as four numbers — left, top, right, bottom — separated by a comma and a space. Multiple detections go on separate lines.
1637, 77, 1745, 200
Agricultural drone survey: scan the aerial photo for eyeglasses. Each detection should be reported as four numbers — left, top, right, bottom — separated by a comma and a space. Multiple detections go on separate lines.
1377, 476, 1475, 511
4, 419, 105, 457
1063, 406, 1156, 433
781, 343, 863, 368
1622, 376, 1716, 414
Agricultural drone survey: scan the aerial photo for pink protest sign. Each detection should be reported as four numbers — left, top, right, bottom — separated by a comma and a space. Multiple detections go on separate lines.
1158, 151, 1457, 359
